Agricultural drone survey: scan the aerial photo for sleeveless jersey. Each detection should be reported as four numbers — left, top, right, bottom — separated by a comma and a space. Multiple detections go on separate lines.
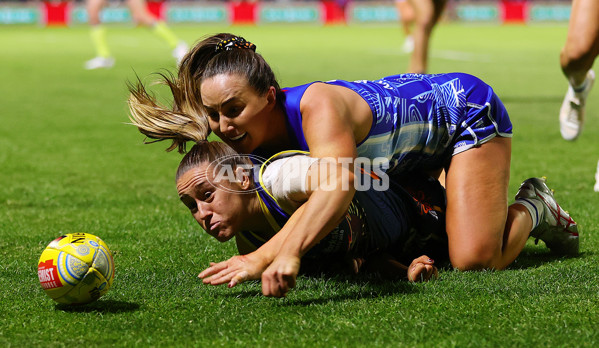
277, 73, 512, 175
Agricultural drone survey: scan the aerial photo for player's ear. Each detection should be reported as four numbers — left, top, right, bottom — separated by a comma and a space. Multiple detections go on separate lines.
266, 86, 276, 105
235, 166, 252, 191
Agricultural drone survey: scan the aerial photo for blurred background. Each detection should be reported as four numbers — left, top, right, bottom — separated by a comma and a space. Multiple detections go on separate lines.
0, 0, 573, 27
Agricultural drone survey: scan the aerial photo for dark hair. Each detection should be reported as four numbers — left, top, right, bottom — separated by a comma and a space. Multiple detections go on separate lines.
128, 33, 283, 153
200, 38, 281, 97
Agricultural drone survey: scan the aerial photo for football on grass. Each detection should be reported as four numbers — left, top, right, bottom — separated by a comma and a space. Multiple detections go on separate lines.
38, 233, 115, 305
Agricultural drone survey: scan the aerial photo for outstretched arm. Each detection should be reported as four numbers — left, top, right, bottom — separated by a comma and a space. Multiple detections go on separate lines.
198, 204, 307, 287
259, 83, 368, 297
200, 83, 370, 297
199, 157, 354, 290
260, 159, 355, 296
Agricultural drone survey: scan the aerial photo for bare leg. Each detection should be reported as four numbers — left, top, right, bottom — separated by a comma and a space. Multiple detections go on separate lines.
560, 0, 599, 86
126, 0, 186, 58
85, 0, 114, 68
558, 0, 599, 140
406, 0, 446, 73
445, 137, 530, 270
86, 0, 105, 26
396, 0, 415, 37
126, 0, 157, 26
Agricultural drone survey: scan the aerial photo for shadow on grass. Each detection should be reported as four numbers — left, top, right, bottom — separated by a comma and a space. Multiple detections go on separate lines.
55, 300, 140, 314
507, 245, 589, 270
286, 280, 420, 306
219, 275, 420, 305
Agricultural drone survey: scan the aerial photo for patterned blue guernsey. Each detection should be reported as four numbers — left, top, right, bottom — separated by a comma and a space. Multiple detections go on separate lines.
278, 73, 512, 175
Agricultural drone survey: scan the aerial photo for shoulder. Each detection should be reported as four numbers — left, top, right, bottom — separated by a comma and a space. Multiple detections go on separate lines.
262, 154, 318, 209
300, 82, 357, 118
302, 82, 339, 102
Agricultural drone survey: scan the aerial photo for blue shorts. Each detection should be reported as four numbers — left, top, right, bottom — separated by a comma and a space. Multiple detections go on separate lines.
448, 74, 512, 155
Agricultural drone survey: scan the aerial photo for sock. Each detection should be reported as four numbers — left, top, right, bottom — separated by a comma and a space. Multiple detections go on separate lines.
514, 198, 545, 232
570, 73, 589, 93
153, 21, 179, 48
90, 26, 110, 58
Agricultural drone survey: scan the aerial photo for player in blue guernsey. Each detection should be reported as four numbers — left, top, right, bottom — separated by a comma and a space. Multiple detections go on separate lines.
176, 141, 446, 285
129, 33, 580, 297
278, 73, 512, 175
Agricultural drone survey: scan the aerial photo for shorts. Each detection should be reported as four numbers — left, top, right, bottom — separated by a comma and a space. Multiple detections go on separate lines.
448, 74, 513, 155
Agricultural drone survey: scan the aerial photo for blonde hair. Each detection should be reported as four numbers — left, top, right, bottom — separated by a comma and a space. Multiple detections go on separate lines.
176, 140, 254, 184
128, 72, 209, 153
127, 33, 282, 154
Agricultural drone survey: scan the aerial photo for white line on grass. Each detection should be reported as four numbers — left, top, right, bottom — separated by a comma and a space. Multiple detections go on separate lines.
431, 50, 492, 62
370, 48, 492, 62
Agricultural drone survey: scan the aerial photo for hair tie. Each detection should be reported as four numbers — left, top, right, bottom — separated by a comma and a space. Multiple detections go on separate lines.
215, 36, 257, 53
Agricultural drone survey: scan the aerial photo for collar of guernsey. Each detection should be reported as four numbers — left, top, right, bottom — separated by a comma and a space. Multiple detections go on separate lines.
280, 83, 315, 151
254, 150, 311, 232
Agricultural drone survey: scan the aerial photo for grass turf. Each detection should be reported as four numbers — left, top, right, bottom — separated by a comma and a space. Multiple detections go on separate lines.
1, 23, 599, 347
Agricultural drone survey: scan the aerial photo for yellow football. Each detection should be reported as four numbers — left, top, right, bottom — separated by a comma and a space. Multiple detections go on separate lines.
38, 233, 115, 305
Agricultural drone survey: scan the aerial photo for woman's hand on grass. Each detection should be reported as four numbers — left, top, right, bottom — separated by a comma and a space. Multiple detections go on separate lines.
407, 255, 438, 282
198, 252, 269, 288
260, 254, 301, 297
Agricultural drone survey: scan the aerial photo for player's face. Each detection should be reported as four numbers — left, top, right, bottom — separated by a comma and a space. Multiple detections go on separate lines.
200, 73, 276, 154
176, 165, 249, 242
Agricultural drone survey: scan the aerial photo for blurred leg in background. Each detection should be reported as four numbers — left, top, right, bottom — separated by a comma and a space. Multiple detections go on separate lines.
85, 0, 114, 69
559, 0, 599, 140
85, 0, 188, 70
396, 0, 415, 53
406, 0, 447, 73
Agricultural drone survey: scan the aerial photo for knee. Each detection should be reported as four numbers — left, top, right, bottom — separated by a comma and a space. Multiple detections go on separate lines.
415, 17, 435, 31
561, 41, 597, 72
449, 245, 499, 271
130, 12, 145, 25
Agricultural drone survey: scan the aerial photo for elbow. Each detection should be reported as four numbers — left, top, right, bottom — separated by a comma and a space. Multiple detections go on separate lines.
334, 166, 356, 197
346, 170, 356, 195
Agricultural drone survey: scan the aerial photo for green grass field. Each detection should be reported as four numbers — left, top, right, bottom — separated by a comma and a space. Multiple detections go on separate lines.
1, 23, 599, 347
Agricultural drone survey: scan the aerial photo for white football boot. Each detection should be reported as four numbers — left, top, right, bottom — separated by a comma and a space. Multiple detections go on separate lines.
172, 41, 189, 65
559, 70, 595, 141
85, 56, 115, 70
515, 177, 579, 255
401, 35, 414, 54
594, 159, 599, 193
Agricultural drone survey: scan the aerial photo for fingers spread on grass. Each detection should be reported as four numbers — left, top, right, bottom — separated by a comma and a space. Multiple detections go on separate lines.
228, 271, 249, 288
198, 262, 226, 279
207, 267, 242, 285
210, 266, 254, 287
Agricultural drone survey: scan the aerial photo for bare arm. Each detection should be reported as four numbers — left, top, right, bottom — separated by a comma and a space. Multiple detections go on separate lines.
198, 204, 307, 286
260, 83, 369, 297
200, 84, 371, 296
199, 157, 352, 287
